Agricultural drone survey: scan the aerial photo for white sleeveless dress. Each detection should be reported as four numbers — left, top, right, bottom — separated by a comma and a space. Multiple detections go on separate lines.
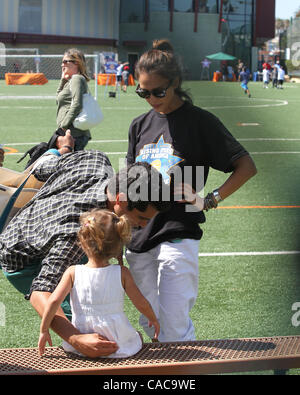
62, 264, 142, 358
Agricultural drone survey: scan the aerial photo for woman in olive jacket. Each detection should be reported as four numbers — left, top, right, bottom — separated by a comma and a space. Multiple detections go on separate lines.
56, 48, 91, 151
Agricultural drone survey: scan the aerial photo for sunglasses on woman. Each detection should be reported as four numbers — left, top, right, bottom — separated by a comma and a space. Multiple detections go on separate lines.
62, 59, 76, 65
135, 81, 172, 99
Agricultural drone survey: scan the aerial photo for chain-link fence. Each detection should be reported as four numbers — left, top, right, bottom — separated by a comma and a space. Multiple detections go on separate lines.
0, 53, 99, 98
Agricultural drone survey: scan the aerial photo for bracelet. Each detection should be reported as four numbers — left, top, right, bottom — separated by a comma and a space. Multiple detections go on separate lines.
62, 145, 74, 152
213, 189, 223, 203
203, 192, 218, 211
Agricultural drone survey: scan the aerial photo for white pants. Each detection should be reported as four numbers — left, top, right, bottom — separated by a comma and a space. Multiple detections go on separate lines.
126, 239, 199, 342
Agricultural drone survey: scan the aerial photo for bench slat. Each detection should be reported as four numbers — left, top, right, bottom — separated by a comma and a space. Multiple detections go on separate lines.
0, 335, 300, 375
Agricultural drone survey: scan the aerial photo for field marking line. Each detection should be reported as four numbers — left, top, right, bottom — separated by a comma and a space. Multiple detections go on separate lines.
250, 151, 300, 154
218, 205, 300, 209
237, 123, 260, 126
3, 140, 128, 146
3, 137, 300, 147
0, 106, 54, 109
0, 95, 56, 100
5, 151, 300, 156
239, 138, 300, 141
201, 97, 288, 109
198, 251, 300, 257
0, 95, 288, 110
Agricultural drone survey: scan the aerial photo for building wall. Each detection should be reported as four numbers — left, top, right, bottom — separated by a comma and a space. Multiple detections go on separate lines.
120, 12, 222, 80
255, 0, 275, 44
0, 0, 119, 40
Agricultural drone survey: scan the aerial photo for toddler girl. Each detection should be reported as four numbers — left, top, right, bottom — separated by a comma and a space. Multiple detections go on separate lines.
38, 209, 159, 357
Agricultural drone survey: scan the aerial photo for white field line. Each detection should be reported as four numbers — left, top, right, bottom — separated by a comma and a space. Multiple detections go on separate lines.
5, 152, 127, 156
0, 96, 288, 110
250, 152, 300, 155
239, 138, 300, 141
198, 251, 300, 257
5, 151, 300, 156
4, 140, 128, 146
4, 137, 300, 147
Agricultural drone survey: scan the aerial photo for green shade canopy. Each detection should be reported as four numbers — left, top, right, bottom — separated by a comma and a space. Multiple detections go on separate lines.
206, 52, 237, 60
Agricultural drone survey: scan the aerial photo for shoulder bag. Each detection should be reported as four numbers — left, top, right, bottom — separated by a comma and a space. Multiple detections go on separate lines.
73, 92, 103, 130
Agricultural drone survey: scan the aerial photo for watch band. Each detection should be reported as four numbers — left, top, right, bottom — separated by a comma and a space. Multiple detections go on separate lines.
62, 145, 74, 152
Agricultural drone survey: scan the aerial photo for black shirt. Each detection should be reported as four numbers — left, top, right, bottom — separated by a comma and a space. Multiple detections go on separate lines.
126, 101, 248, 253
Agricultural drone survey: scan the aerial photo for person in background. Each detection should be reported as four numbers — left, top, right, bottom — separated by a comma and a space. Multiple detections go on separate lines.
221, 61, 228, 81
57, 48, 91, 151
122, 63, 130, 92
277, 65, 285, 89
38, 209, 159, 357
262, 66, 271, 88
126, 38, 257, 343
271, 65, 278, 88
239, 67, 251, 98
115, 61, 123, 92
0, 146, 4, 167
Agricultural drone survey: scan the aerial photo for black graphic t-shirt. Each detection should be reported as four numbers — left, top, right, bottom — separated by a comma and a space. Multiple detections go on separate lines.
126, 101, 248, 253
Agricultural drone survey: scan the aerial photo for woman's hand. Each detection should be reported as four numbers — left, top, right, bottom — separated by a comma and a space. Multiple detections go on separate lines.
174, 183, 204, 211
56, 130, 75, 155
61, 70, 70, 80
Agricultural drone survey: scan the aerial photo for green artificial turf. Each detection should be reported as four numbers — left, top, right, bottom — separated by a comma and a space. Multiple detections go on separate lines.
0, 79, 299, 374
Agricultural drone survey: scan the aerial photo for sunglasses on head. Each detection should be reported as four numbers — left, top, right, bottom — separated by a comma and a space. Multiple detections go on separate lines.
62, 59, 76, 65
135, 81, 172, 99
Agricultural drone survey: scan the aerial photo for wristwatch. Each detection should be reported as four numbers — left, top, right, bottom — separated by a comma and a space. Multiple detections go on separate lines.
213, 189, 222, 203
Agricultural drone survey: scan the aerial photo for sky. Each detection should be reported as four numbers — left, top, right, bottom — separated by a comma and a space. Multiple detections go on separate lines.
275, 0, 300, 20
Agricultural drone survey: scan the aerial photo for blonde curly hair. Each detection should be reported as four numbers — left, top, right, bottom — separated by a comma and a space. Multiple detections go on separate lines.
78, 209, 131, 260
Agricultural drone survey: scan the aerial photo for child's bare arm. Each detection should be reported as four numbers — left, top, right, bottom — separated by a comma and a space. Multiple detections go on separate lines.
38, 266, 74, 354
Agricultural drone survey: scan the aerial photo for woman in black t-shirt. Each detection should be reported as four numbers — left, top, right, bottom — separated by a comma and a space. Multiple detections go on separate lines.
125, 39, 257, 342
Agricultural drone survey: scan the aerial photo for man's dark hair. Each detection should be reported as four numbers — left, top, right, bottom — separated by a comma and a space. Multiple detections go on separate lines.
107, 162, 171, 212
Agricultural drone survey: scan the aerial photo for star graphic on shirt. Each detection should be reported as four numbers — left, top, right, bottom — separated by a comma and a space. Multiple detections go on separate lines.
136, 135, 184, 184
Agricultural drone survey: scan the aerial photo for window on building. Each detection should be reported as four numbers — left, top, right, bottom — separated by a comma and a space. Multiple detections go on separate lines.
205, 0, 219, 14
173, 0, 219, 14
222, 0, 252, 16
150, 0, 169, 12
120, 0, 145, 23
19, 0, 42, 34
174, 0, 193, 12
220, 0, 254, 68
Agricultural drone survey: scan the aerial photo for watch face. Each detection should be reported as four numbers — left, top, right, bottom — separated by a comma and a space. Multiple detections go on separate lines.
213, 190, 222, 203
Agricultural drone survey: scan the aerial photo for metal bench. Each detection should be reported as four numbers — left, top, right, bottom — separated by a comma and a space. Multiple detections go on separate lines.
0, 335, 299, 375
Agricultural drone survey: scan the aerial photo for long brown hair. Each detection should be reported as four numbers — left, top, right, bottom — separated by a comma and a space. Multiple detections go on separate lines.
135, 39, 192, 103
64, 48, 90, 81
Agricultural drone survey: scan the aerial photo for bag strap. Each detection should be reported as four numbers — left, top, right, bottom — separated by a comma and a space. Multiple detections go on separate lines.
0, 156, 43, 233
0, 171, 33, 233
